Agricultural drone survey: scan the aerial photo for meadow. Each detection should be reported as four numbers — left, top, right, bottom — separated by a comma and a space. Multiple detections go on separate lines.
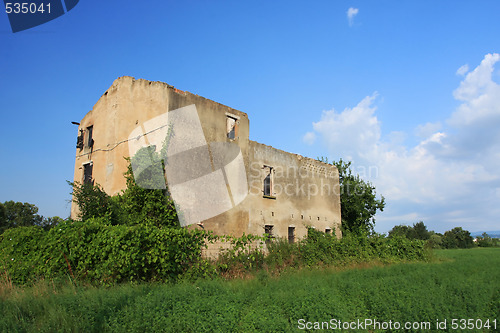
1, 248, 498, 332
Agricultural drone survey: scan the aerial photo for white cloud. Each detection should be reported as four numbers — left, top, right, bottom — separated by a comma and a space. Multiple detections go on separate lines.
347, 7, 359, 26
453, 53, 499, 102
305, 54, 500, 233
415, 122, 442, 138
302, 131, 316, 145
312, 93, 379, 161
456, 64, 469, 76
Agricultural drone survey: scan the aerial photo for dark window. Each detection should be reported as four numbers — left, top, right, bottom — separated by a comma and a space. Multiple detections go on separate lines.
264, 225, 274, 244
76, 129, 84, 149
288, 227, 295, 244
83, 163, 93, 184
86, 126, 94, 148
325, 228, 332, 235
263, 166, 273, 197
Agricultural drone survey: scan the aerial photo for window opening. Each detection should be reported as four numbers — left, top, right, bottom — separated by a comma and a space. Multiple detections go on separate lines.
226, 116, 238, 140
76, 129, 84, 149
263, 166, 274, 198
264, 225, 274, 244
288, 226, 295, 244
83, 163, 93, 184
86, 125, 94, 148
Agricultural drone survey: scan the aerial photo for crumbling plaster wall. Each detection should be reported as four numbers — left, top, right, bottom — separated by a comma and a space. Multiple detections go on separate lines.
244, 141, 342, 240
72, 76, 341, 242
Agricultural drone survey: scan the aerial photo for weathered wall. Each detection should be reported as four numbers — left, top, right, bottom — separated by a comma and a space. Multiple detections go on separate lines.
72, 76, 249, 218
71, 76, 341, 242
244, 141, 342, 240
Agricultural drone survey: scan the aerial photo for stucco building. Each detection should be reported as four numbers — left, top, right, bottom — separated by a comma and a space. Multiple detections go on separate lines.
72, 76, 341, 243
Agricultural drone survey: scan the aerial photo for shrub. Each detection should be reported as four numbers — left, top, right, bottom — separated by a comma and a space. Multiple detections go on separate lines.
0, 221, 208, 285
476, 233, 499, 247
68, 181, 117, 223
0, 226, 46, 284
427, 233, 443, 249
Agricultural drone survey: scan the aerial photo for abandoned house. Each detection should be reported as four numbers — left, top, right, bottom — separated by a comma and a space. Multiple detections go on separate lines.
71, 76, 342, 245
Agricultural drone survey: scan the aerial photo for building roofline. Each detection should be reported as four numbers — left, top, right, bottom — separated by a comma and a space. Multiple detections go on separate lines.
98, 76, 248, 118
249, 140, 338, 170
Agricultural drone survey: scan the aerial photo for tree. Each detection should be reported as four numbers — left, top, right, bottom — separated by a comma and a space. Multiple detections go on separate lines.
442, 227, 474, 249
318, 157, 385, 234
427, 233, 443, 249
40, 216, 65, 231
69, 181, 117, 223
0, 201, 43, 233
412, 221, 430, 240
0, 202, 6, 232
116, 155, 179, 228
0, 201, 62, 233
388, 224, 415, 239
475, 232, 498, 247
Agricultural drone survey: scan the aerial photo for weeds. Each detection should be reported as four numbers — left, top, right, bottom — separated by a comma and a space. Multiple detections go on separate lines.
0, 248, 498, 332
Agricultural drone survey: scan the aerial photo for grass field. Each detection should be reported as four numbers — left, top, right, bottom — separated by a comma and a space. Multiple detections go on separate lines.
1, 248, 498, 332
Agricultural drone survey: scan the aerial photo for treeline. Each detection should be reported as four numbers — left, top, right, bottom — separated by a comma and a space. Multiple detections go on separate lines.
0, 201, 64, 234
388, 221, 499, 249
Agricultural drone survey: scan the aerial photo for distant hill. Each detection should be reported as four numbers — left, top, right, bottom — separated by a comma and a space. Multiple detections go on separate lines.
470, 231, 500, 238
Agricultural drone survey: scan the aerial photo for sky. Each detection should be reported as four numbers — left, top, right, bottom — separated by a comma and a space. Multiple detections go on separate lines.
1, 1, 499, 234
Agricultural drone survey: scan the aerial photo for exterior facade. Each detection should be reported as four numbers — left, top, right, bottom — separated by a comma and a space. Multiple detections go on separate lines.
72, 76, 341, 243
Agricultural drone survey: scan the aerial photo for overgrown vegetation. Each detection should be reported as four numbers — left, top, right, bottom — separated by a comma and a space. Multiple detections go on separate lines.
68, 154, 179, 228
0, 223, 430, 286
0, 220, 208, 285
1, 248, 498, 332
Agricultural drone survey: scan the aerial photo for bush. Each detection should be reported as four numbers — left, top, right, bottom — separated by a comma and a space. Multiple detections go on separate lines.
476, 233, 499, 247
0, 226, 46, 284
427, 233, 443, 249
0, 220, 207, 285
69, 160, 179, 228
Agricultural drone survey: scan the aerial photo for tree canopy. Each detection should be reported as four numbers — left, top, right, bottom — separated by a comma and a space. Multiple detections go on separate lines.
388, 221, 430, 240
0, 201, 62, 233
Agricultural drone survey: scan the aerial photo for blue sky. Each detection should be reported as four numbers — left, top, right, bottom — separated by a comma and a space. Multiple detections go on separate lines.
1, 1, 499, 233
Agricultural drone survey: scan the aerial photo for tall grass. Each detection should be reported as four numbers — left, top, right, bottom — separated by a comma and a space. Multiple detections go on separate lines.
1, 248, 498, 332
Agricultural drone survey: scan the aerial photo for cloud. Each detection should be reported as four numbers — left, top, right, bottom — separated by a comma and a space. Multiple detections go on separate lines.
302, 132, 316, 145
312, 93, 379, 161
415, 122, 442, 138
453, 53, 500, 102
347, 7, 359, 26
456, 64, 469, 76
304, 53, 500, 233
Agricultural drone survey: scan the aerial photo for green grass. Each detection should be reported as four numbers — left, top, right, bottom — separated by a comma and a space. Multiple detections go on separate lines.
1, 248, 499, 332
